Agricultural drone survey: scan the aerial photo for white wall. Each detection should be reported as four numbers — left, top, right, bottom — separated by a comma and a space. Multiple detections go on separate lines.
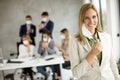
0, 0, 83, 59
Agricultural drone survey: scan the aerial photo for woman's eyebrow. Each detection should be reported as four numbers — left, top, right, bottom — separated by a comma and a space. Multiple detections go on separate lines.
85, 16, 90, 19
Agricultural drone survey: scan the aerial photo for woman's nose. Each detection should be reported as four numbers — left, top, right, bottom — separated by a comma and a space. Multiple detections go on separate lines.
89, 18, 94, 24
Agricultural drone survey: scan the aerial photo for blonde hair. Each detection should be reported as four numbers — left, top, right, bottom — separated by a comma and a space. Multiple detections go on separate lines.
22, 35, 32, 43
76, 3, 103, 44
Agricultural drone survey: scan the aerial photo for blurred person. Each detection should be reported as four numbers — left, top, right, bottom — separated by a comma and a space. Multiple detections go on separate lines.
69, 3, 120, 80
56, 28, 71, 69
37, 30, 56, 80
39, 11, 54, 38
55, 28, 71, 80
18, 35, 35, 80
19, 15, 36, 45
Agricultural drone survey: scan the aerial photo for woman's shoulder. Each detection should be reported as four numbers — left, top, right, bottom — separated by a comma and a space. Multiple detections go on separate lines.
98, 31, 111, 38
19, 44, 35, 48
19, 44, 25, 47
30, 45, 35, 48
69, 36, 80, 44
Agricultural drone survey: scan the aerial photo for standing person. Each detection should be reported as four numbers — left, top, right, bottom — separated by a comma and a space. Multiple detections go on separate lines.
18, 35, 35, 80
37, 30, 56, 80
69, 3, 120, 80
39, 11, 54, 38
56, 28, 71, 80
56, 28, 71, 68
19, 15, 36, 45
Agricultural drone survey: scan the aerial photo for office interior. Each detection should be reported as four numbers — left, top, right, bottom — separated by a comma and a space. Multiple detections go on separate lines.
0, 0, 119, 80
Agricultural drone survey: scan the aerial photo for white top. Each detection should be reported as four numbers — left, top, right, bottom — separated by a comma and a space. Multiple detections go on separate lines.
18, 44, 35, 59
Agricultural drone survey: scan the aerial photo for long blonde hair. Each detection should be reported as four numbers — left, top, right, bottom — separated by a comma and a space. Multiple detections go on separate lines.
76, 3, 103, 44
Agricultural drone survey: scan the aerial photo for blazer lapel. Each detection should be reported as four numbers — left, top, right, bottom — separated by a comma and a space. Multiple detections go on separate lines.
98, 32, 105, 66
82, 41, 91, 52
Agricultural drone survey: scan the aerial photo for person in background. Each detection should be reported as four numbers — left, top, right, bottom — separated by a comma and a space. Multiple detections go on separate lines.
69, 3, 120, 80
55, 28, 71, 80
19, 15, 36, 45
39, 11, 54, 38
18, 35, 35, 80
56, 28, 71, 69
37, 30, 56, 80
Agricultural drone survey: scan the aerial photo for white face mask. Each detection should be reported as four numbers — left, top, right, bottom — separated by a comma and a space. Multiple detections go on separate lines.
42, 18, 47, 22
82, 24, 93, 39
43, 38, 48, 42
60, 35, 65, 39
26, 21, 32, 24
23, 40, 29, 45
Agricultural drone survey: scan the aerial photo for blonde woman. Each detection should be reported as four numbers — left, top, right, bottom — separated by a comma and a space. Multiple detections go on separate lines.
69, 3, 120, 80
56, 28, 71, 68
19, 35, 35, 80
19, 35, 34, 58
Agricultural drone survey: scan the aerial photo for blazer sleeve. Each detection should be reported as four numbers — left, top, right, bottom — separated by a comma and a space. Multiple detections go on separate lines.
39, 21, 54, 34
109, 35, 120, 80
69, 37, 93, 79
18, 45, 25, 58
38, 41, 45, 56
29, 45, 35, 57
47, 40, 56, 55
47, 21, 54, 34
110, 53, 120, 80
19, 25, 25, 37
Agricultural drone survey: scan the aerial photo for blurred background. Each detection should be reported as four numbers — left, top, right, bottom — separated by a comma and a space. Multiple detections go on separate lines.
0, 0, 119, 79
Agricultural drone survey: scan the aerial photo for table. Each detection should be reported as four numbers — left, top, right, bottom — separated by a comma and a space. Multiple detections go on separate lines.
0, 54, 64, 80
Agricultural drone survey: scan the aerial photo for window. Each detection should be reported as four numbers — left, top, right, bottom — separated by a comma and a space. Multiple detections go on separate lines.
91, 0, 107, 30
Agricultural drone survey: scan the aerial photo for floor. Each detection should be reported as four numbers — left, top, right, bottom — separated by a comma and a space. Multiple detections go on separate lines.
0, 67, 75, 80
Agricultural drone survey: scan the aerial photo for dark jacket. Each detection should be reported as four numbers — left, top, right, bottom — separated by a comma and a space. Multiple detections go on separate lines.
19, 24, 36, 45
39, 20, 54, 38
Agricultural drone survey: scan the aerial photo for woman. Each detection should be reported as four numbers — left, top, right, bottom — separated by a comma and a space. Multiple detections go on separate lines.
56, 28, 71, 68
55, 28, 71, 80
69, 3, 120, 80
19, 35, 35, 80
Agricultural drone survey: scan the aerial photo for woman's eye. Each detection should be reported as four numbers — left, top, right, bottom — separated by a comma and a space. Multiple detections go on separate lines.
85, 17, 89, 20
93, 15, 96, 19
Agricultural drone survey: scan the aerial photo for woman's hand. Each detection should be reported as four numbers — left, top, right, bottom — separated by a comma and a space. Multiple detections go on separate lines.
55, 43, 61, 49
86, 39, 102, 65
27, 45, 31, 53
91, 39, 102, 55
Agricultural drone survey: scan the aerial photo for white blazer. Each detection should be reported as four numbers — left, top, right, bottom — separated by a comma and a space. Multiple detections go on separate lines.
69, 32, 120, 80
18, 44, 35, 59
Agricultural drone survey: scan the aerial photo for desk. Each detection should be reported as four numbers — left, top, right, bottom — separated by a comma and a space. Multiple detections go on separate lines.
0, 55, 64, 80
0, 55, 64, 70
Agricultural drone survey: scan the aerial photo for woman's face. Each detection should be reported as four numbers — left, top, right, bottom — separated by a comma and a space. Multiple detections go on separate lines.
83, 8, 98, 34
60, 32, 66, 39
22, 37, 30, 45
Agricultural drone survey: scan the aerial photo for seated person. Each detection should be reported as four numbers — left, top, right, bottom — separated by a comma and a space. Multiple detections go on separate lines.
56, 28, 71, 69
18, 35, 35, 80
37, 30, 56, 80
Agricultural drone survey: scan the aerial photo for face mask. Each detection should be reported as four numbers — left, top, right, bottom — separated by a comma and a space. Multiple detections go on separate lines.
82, 24, 93, 39
23, 40, 29, 45
43, 38, 48, 42
26, 21, 32, 24
60, 35, 65, 39
42, 18, 47, 22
